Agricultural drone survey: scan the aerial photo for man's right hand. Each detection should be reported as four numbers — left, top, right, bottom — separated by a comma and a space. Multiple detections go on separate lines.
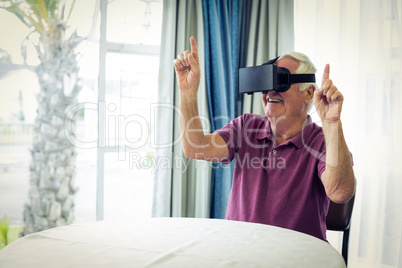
173, 36, 201, 94
174, 36, 229, 161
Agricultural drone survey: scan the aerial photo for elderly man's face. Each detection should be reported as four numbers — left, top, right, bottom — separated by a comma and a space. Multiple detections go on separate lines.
261, 58, 309, 121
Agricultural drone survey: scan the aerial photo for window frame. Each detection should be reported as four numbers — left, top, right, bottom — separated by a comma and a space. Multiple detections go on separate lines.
97, 0, 160, 220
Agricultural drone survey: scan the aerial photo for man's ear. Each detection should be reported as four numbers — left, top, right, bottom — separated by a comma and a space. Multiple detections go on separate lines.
304, 84, 315, 104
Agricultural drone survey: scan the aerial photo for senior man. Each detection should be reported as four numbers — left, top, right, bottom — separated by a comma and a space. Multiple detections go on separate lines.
173, 37, 355, 241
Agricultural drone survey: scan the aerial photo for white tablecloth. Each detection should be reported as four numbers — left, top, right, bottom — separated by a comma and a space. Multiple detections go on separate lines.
0, 217, 345, 268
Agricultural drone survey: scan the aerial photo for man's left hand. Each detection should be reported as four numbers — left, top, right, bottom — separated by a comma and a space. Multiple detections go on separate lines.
314, 64, 344, 123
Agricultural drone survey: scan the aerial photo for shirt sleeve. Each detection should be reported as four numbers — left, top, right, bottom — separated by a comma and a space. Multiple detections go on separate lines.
317, 154, 326, 179
309, 128, 327, 179
213, 115, 245, 164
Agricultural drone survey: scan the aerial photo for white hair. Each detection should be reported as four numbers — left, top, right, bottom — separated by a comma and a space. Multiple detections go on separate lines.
278, 52, 317, 112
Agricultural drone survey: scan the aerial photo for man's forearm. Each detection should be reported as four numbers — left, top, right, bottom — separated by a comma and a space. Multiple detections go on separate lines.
322, 120, 355, 203
179, 92, 208, 158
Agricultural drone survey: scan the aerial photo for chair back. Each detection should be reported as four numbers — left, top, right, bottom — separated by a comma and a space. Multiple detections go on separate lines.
326, 194, 355, 231
326, 194, 355, 267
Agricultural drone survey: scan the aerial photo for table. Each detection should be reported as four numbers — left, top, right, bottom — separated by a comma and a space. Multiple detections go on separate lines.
0, 217, 345, 268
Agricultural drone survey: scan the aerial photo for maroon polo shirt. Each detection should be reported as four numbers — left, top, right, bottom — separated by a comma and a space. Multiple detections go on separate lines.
215, 113, 330, 241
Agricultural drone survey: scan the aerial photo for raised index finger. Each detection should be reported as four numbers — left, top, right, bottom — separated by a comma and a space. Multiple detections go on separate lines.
321, 64, 330, 88
190, 36, 198, 58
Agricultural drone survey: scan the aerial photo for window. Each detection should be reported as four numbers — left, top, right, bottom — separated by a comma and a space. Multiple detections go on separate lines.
96, 0, 162, 221
0, 0, 163, 226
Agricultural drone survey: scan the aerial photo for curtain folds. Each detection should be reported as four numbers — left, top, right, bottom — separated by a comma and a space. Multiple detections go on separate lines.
152, 0, 211, 218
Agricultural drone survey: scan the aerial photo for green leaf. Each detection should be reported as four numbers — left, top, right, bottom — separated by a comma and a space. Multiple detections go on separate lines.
0, 215, 10, 246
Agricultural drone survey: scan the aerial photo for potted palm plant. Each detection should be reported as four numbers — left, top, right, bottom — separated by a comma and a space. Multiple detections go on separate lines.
0, 0, 83, 234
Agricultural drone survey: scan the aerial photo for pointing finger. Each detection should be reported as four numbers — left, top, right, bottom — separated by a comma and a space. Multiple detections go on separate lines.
321, 64, 330, 88
188, 53, 200, 73
190, 36, 199, 60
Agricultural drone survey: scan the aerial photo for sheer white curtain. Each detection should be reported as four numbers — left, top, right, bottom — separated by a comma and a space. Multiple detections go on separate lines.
295, 0, 402, 267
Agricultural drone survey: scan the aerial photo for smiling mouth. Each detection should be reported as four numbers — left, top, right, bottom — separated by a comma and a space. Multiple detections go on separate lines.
268, 98, 283, 103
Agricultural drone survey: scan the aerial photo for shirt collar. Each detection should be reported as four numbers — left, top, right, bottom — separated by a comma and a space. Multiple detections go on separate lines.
256, 115, 315, 149
255, 117, 272, 140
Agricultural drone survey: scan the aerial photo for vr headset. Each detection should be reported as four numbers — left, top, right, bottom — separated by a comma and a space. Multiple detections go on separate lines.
239, 57, 316, 94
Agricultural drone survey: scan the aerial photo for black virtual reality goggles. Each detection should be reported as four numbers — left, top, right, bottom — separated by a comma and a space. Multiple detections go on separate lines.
239, 56, 316, 94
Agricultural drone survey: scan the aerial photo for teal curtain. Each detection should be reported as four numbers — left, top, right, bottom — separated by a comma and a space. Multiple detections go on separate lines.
202, 0, 241, 219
